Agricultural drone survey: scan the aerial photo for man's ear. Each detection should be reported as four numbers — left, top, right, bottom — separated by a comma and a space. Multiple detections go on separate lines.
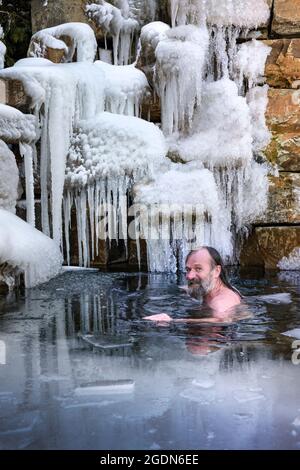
215, 265, 221, 278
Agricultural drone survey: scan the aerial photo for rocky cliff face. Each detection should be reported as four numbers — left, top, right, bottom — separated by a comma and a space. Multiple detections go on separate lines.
241, 0, 300, 269
1, 0, 299, 271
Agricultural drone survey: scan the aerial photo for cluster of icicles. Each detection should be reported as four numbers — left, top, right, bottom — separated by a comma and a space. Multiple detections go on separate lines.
0, 0, 273, 273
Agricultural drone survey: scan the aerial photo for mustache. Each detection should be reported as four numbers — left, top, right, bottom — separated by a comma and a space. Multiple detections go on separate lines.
186, 282, 205, 300
188, 280, 201, 286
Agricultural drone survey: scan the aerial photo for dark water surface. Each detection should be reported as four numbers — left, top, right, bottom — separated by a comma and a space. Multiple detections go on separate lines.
0, 269, 300, 450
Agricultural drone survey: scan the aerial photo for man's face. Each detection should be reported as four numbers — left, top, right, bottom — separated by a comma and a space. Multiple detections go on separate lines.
185, 250, 218, 297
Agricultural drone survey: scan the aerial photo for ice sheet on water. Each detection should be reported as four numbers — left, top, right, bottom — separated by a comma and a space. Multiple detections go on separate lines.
74, 379, 135, 396
80, 333, 135, 350
282, 329, 300, 340
255, 293, 292, 304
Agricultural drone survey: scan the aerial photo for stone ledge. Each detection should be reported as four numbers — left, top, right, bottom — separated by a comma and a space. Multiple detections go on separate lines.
240, 225, 300, 269
271, 0, 300, 37
256, 173, 300, 224
264, 39, 300, 88
31, 0, 88, 33
266, 88, 300, 133
264, 132, 300, 171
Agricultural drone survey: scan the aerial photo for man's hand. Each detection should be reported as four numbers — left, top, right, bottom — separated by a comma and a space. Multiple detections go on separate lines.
143, 313, 172, 323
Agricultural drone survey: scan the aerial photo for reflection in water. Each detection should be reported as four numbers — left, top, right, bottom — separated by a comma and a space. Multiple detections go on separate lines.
0, 270, 300, 449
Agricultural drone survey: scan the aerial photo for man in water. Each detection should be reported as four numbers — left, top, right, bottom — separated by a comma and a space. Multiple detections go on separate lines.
144, 246, 242, 324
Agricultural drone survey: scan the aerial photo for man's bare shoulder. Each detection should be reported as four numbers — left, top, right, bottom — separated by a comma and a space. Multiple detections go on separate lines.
208, 288, 241, 313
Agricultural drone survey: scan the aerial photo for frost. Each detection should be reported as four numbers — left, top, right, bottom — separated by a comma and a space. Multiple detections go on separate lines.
85, 1, 139, 65
0, 208, 62, 288
0, 140, 19, 213
94, 61, 149, 116
0, 25, 6, 69
28, 23, 97, 63
167, 78, 253, 168
246, 85, 271, 153
133, 163, 232, 271
155, 25, 209, 135
0, 60, 106, 247
140, 21, 170, 51
0, 104, 36, 143
233, 40, 271, 93
169, 0, 270, 29
64, 112, 167, 266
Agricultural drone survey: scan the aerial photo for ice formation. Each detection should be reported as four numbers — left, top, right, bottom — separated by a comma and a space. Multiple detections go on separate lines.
0, 0, 273, 274
139, 21, 170, 53
278, 248, 300, 271
169, 0, 270, 29
0, 104, 37, 225
0, 140, 19, 213
155, 25, 209, 135
0, 25, 6, 69
28, 23, 97, 63
0, 59, 106, 246
233, 40, 271, 93
64, 112, 167, 266
85, 1, 139, 65
167, 78, 253, 168
247, 85, 271, 153
0, 208, 62, 288
94, 61, 149, 116
133, 164, 232, 270
0, 103, 36, 143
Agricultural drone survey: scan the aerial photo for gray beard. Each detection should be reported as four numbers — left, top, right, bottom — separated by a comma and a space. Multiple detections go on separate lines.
187, 283, 205, 301
187, 277, 215, 300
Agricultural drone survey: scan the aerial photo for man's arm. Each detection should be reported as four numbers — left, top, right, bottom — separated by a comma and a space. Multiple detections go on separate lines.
143, 313, 231, 324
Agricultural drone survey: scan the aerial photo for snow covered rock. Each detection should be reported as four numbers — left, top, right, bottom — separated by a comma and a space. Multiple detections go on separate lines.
0, 140, 19, 213
0, 208, 62, 288
28, 22, 97, 63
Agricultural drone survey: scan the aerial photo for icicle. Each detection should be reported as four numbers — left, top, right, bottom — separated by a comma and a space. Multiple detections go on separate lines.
87, 184, 95, 260
63, 189, 72, 266
19, 142, 35, 227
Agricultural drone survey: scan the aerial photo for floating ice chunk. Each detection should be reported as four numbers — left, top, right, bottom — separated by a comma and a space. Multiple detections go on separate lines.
94, 61, 149, 116
0, 208, 62, 288
292, 417, 300, 427
278, 249, 300, 271
192, 378, 215, 389
282, 329, 300, 340
62, 266, 99, 272
80, 333, 135, 350
74, 379, 135, 396
255, 293, 292, 304
155, 25, 209, 135
28, 22, 97, 63
233, 389, 265, 403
